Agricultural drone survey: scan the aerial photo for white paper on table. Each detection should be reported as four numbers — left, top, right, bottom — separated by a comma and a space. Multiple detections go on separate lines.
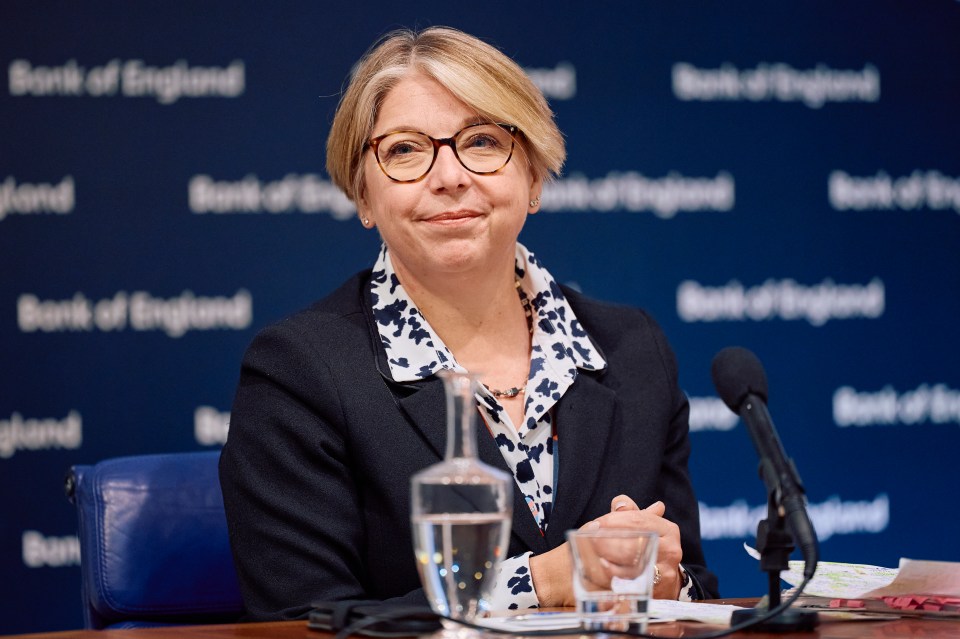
744, 543, 898, 598
650, 599, 743, 625
476, 612, 583, 631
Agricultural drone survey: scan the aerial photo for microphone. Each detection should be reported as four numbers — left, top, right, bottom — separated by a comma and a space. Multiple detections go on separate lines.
711, 346, 819, 579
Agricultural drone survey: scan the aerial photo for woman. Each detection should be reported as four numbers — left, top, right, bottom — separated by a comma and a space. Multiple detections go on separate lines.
219, 26, 719, 621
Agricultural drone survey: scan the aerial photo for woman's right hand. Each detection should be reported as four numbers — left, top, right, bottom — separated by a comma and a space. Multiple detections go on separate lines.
530, 494, 683, 606
529, 524, 593, 607
528, 505, 624, 607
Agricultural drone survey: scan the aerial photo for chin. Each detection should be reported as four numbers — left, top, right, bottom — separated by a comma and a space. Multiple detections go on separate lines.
428, 244, 491, 273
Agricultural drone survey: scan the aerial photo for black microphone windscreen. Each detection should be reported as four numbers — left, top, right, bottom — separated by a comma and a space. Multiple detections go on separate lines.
711, 346, 769, 411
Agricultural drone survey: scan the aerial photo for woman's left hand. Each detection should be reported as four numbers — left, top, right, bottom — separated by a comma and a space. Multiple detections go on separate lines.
594, 494, 684, 600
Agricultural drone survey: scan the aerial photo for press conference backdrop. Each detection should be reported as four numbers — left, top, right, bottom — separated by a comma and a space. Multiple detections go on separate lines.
2, 0, 959, 632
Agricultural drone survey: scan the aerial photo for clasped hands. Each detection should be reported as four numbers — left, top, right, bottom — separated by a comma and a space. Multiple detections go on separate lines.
529, 494, 684, 607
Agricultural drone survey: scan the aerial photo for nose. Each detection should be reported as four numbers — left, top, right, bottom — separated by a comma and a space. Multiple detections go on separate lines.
426, 143, 470, 191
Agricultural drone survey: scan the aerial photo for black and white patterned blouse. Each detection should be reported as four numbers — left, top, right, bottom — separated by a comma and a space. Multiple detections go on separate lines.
370, 242, 696, 607
371, 241, 606, 609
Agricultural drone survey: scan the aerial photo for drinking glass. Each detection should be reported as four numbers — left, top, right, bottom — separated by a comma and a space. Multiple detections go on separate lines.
567, 529, 659, 631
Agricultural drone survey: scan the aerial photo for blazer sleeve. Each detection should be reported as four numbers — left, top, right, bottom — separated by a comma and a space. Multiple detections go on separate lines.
646, 312, 720, 599
219, 316, 428, 620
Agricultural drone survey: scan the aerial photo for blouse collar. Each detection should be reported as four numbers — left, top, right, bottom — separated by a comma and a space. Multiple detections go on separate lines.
369, 242, 606, 384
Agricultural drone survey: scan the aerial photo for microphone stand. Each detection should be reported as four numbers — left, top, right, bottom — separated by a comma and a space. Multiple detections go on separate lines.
730, 396, 819, 633
729, 492, 817, 631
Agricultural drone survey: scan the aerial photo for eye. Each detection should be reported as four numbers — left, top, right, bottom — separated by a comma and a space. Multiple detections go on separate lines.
463, 133, 501, 149
460, 128, 513, 156
382, 139, 425, 159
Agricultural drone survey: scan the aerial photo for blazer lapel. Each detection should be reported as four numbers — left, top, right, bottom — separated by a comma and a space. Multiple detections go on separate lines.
367, 291, 548, 554
394, 378, 447, 461
366, 289, 449, 461
396, 382, 548, 554
546, 371, 618, 548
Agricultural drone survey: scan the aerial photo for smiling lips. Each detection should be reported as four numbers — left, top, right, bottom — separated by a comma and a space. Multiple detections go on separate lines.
422, 210, 484, 223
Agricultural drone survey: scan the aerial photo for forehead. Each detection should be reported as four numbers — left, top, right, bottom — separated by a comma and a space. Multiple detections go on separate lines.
374, 73, 480, 135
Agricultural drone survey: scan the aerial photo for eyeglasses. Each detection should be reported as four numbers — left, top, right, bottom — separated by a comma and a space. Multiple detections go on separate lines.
368, 122, 518, 183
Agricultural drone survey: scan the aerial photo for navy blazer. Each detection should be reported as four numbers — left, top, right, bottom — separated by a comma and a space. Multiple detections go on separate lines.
219, 270, 719, 621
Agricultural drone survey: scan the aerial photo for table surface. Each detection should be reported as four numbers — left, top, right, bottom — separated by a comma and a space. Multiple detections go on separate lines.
9, 601, 960, 639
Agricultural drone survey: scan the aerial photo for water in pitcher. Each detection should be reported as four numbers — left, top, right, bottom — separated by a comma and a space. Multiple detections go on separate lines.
412, 510, 510, 619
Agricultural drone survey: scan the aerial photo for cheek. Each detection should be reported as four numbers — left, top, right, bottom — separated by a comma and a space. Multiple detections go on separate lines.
366, 183, 419, 227
503, 181, 532, 215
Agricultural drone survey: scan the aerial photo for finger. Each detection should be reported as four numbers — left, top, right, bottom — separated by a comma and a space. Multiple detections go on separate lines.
597, 510, 673, 536
643, 500, 666, 517
596, 507, 683, 566
594, 538, 650, 567
611, 494, 639, 512
599, 556, 646, 580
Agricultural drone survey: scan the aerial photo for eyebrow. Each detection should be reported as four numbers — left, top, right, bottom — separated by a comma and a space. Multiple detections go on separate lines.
370, 116, 492, 139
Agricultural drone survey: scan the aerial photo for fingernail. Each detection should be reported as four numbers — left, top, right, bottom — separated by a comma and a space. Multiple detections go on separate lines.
585, 520, 600, 531
613, 501, 627, 511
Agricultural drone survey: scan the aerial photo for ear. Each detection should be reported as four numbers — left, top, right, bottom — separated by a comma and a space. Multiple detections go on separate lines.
528, 175, 543, 213
356, 188, 376, 228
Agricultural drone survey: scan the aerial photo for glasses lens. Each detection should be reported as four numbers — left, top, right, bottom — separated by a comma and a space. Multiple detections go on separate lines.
456, 124, 515, 174
376, 132, 434, 181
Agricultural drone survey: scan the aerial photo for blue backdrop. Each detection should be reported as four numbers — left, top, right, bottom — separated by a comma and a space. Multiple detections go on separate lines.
2, 1, 959, 633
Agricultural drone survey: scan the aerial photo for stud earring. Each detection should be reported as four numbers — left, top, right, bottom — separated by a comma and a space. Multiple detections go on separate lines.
361, 217, 370, 227
529, 197, 540, 208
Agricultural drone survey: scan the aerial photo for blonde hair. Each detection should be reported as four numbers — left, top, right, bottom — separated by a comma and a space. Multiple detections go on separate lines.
326, 26, 565, 202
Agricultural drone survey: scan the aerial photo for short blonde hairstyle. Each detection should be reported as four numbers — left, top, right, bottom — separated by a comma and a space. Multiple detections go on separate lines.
326, 26, 565, 202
